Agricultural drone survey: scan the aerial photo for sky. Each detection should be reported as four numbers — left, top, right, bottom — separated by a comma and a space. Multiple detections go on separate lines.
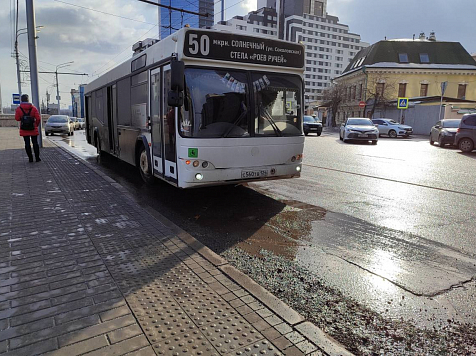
1, 0, 475, 110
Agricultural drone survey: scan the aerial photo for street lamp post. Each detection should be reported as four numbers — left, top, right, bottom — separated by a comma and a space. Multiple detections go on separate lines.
55, 61, 74, 114
15, 26, 43, 98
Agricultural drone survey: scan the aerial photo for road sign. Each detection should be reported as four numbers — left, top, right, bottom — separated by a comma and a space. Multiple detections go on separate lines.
397, 97, 409, 109
441, 81, 448, 95
359, 101, 366, 108
12, 94, 20, 105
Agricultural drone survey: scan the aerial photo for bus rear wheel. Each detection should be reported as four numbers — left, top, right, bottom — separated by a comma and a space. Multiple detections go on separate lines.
139, 146, 154, 184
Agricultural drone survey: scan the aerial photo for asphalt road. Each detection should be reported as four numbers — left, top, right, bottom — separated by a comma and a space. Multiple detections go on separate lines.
251, 131, 476, 328
48, 129, 476, 343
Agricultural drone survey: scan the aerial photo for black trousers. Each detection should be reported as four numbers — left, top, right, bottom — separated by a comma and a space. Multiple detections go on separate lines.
23, 135, 40, 161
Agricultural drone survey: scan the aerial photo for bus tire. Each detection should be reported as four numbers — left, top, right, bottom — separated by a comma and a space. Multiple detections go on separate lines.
138, 145, 154, 184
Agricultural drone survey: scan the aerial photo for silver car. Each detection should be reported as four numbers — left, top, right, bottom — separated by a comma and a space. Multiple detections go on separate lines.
372, 118, 413, 138
76, 118, 85, 129
44, 115, 74, 136
340, 118, 379, 145
70, 117, 80, 130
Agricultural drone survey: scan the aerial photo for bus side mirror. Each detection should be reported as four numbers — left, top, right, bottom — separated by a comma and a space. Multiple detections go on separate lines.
171, 60, 184, 91
168, 91, 183, 107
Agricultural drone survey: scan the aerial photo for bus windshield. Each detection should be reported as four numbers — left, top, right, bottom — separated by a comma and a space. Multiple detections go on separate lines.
181, 68, 302, 138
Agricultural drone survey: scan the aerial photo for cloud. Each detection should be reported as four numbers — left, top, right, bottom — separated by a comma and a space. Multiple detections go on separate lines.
241, 0, 257, 13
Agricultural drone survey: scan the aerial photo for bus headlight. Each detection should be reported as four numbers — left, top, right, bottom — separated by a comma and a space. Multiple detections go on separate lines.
195, 173, 204, 180
296, 166, 301, 172
202, 161, 209, 168
193, 160, 200, 167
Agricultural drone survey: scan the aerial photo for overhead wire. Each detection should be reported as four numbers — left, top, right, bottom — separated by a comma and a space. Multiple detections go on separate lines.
53, 0, 157, 25
92, 24, 158, 77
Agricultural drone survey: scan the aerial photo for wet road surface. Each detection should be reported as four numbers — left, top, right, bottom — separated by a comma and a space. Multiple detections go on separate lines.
48, 130, 476, 354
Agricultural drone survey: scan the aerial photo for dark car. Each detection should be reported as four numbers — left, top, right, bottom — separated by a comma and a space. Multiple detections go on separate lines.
429, 119, 461, 147
455, 114, 476, 152
303, 115, 322, 136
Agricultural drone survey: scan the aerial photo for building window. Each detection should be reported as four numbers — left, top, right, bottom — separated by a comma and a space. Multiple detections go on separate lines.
358, 84, 363, 100
398, 53, 409, 63
313, 1, 324, 16
458, 84, 467, 99
351, 86, 356, 100
376, 83, 385, 96
420, 53, 430, 63
420, 84, 428, 97
303, 0, 311, 14
398, 83, 407, 97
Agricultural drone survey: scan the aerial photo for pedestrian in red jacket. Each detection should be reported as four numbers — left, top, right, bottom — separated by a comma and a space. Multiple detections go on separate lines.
15, 94, 42, 162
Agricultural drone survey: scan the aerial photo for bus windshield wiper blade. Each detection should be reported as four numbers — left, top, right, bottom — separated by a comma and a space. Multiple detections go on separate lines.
260, 103, 282, 137
223, 102, 247, 138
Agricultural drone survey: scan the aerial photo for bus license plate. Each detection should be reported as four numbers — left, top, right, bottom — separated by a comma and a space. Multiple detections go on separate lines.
241, 170, 268, 179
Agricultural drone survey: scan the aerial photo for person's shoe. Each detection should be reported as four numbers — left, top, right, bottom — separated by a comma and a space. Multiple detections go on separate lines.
29, 157, 33, 163
36, 157, 41, 162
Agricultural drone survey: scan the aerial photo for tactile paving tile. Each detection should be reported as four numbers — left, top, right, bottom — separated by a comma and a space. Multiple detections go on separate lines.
230, 340, 283, 356
200, 315, 264, 355
173, 286, 222, 306
152, 330, 220, 356
127, 289, 178, 316
183, 297, 238, 327
137, 308, 197, 343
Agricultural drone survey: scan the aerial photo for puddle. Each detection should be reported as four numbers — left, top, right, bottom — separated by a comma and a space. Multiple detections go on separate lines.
236, 199, 327, 260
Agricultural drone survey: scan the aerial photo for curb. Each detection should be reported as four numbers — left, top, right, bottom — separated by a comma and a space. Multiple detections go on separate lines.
47, 137, 354, 356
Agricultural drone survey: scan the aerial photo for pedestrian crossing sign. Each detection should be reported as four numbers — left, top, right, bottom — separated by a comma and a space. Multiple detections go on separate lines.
397, 97, 409, 109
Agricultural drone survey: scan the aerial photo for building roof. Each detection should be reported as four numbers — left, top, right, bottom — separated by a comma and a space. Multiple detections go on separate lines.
342, 40, 476, 75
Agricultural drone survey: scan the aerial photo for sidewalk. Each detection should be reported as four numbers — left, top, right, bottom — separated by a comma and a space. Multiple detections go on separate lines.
0, 128, 351, 356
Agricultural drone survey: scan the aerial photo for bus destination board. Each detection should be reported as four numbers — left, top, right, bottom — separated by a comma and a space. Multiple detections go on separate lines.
183, 30, 304, 69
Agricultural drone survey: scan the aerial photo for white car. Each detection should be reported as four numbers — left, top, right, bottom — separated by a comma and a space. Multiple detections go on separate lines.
339, 118, 379, 145
77, 118, 85, 129
371, 118, 413, 138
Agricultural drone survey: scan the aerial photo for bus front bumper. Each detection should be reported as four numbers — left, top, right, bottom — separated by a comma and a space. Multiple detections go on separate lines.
179, 162, 302, 188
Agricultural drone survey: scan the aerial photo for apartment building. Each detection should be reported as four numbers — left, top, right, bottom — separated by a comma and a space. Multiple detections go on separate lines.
214, 0, 368, 103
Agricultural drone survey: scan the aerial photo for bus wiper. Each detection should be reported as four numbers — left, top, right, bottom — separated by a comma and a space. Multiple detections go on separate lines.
223, 102, 248, 138
259, 103, 282, 137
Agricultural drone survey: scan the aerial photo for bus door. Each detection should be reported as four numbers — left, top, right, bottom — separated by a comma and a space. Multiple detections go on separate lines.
162, 66, 177, 182
107, 85, 118, 155
150, 68, 163, 176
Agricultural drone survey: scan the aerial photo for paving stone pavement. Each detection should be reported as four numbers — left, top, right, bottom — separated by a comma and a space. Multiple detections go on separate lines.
0, 129, 348, 356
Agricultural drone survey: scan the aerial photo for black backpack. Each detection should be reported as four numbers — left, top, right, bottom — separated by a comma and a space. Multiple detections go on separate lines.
19, 107, 35, 131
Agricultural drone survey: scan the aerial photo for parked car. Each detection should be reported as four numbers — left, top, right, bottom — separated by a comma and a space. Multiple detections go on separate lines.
303, 115, 322, 136
429, 119, 461, 147
77, 118, 85, 129
371, 118, 413, 137
44, 115, 74, 136
70, 117, 79, 130
455, 114, 476, 152
339, 118, 379, 144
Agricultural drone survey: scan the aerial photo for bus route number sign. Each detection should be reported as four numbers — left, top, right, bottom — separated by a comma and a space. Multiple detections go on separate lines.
184, 30, 304, 69
188, 148, 198, 158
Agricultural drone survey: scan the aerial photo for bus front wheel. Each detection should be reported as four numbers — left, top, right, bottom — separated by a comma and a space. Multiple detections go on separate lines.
138, 146, 154, 184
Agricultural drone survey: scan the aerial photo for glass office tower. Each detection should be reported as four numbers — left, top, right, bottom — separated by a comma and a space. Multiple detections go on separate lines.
160, 0, 214, 39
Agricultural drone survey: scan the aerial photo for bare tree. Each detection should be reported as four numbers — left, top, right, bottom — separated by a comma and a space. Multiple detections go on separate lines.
322, 81, 349, 127
365, 76, 397, 119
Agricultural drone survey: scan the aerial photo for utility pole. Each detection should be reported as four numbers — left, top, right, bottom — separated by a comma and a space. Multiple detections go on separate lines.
54, 61, 74, 115
221, 0, 225, 22
157, 0, 161, 40
15, 40, 22, 97
26, 0, 42, 147
56, 69, 60, 114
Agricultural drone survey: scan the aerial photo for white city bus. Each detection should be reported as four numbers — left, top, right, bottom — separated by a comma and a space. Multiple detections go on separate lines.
85, 28, 305, 188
